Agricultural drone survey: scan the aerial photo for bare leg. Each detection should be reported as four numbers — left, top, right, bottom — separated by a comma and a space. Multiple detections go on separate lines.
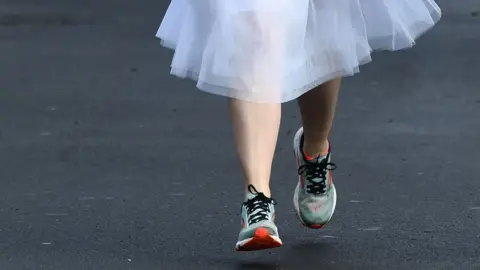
229, 98, 281, 198
298, 78, 341, 157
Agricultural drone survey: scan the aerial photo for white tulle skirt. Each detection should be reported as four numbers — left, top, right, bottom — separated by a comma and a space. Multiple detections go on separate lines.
156, 0, 441, 103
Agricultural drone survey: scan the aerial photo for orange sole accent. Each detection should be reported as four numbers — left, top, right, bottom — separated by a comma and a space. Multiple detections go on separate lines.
236, 228, 282, 252
295, 212, 329, 229
307, 223, 327, 229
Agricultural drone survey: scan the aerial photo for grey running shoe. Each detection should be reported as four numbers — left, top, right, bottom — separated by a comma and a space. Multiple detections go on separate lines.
293, 127, 337, 229
235, 185, 283, 251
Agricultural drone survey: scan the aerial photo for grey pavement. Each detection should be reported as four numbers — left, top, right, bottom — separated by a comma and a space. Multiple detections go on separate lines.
1, 0, 480, 269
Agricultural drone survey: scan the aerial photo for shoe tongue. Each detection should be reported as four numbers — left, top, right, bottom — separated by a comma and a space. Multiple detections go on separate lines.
245, 192, 257, 201
305, 154, 327, 163
246, 198, 269, 217
303, 155, 328, 184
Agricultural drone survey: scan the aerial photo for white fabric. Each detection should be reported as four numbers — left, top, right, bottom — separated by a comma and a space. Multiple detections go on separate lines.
156, 0, 441, 103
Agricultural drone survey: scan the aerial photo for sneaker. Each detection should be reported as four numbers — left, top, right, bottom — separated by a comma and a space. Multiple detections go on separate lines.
235, 185, 283, 251
293, 127, 337, 229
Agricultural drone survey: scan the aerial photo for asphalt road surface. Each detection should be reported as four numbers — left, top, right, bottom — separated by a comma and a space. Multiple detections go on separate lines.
1, 1, 480, 269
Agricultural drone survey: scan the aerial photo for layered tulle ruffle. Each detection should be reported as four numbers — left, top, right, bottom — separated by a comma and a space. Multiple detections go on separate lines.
157, 0, 441, 103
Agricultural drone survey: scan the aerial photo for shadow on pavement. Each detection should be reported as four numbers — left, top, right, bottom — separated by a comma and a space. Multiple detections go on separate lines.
233, 241, 352, 270
234, 261, 282, 270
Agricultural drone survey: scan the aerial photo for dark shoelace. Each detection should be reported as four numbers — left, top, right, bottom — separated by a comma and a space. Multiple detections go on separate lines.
243, 185, 276, 224
298, 156, 337, 195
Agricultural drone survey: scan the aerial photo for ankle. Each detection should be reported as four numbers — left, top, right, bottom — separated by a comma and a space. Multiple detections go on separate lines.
245, 183, 271, 200
303, 139, 329, 159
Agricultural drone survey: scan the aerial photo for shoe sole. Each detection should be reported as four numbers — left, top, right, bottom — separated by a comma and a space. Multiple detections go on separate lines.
235, 228, 283, 252
293, 127, 337, 229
